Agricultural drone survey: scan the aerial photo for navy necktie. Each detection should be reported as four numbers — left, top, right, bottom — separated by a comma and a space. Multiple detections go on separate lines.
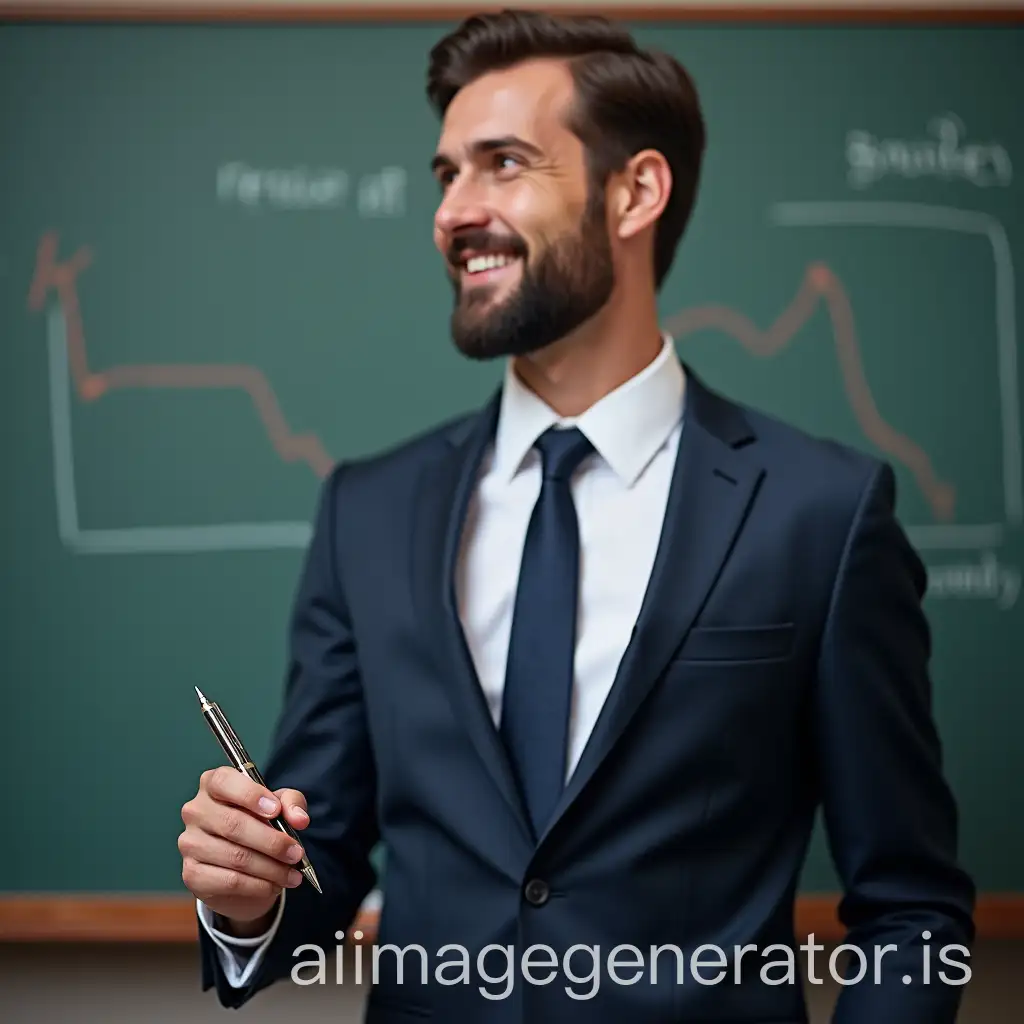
501, 425, 594, 838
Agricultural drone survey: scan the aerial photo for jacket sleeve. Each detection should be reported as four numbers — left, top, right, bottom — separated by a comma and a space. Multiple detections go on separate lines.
815, 461, 976, 1023
198, 461, 380, 1008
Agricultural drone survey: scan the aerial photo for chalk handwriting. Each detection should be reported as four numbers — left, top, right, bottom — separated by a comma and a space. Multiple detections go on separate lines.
846, 115, 1012, 189
217, 162, 349, 209
926, 550, 1020, 610
216, 163, 407, 217
357, 167, 407, 218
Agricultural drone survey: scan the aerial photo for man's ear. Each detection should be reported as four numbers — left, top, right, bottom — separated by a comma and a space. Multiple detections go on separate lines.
612, 149, 672, 241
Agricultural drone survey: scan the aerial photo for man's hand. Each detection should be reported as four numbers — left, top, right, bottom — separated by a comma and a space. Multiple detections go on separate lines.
179, 766, 310, 935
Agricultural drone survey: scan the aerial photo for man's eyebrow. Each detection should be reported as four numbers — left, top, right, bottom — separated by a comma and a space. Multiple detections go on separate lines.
430, 135, 544, 174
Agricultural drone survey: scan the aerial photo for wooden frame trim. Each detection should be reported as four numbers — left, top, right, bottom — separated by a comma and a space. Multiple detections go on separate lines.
1, 894, 1023, 942
1, 4, 1023, 25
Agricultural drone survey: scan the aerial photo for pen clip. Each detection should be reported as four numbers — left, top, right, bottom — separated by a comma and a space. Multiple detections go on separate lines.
214, 706, 253, 765
202, 703, 246, 770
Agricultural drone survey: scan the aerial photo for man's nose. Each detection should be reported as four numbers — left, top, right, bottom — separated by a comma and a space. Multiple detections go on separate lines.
434, 177, 491, 237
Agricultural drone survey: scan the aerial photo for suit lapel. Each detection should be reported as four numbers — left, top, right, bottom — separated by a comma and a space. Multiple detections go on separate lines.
411, 388, 535, 846
540, 366, 765, 844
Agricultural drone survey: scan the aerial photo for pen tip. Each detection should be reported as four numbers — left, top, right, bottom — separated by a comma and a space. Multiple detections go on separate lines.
194, 686, 206, 703
306, 867, 323, 894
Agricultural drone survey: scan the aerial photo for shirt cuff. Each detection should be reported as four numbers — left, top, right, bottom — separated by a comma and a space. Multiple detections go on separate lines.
196, 890, 287, 988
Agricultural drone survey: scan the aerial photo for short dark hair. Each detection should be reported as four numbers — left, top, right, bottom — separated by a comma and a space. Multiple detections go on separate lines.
426, 9, 706, 289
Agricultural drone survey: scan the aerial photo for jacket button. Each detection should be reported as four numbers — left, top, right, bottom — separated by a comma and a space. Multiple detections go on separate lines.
523, 878, 550, 906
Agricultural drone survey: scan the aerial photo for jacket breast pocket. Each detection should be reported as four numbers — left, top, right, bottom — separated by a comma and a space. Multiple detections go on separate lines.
674, 622, 795, 664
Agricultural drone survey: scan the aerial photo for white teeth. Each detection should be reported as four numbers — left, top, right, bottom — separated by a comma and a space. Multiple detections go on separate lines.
466, 254, 517, 274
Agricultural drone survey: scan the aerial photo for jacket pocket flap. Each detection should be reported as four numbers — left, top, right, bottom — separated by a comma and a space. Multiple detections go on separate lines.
676, 622, 795, 662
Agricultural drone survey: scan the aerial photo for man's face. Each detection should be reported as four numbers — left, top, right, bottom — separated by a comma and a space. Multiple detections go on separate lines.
431, 59, 615, 360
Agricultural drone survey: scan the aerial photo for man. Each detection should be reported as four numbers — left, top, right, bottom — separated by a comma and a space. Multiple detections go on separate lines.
178, 10, 975, 1022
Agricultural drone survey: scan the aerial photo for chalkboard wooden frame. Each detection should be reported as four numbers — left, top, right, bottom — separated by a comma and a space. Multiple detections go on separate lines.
1, 894, 1023, 942
0, 4, 1022, 26
0, 0, 1020, 942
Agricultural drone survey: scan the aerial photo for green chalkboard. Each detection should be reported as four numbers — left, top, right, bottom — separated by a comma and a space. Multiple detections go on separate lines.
1, 19, 1021, 898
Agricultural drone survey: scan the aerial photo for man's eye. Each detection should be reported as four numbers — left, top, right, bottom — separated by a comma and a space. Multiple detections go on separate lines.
495, 153, 521, 172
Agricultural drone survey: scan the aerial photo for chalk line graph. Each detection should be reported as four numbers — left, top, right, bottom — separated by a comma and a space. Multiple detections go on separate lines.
664, 260, 962, 522
27, 200, 1018, 555
30, 233, 318, 553
767, 201, 1020, 550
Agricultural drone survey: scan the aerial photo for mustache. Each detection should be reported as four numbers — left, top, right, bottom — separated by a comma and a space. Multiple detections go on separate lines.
447, 229, 528, 266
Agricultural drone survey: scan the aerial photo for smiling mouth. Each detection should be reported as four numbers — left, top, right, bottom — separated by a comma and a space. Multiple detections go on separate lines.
466, 252, 517, 272
460, 253, 522, 285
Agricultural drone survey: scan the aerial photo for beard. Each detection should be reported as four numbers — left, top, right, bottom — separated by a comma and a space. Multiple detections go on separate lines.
447, 188, 615, 361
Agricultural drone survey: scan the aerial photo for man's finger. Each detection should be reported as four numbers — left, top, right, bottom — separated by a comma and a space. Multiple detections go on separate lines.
183, 859, 284, 904
274, 788, 310, 828
195, 801, 305, 865
179, 828, 303, 890
202, 765, 281, 818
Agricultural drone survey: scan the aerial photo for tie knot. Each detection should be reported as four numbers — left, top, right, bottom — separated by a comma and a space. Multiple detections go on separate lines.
534, 426, 594, 482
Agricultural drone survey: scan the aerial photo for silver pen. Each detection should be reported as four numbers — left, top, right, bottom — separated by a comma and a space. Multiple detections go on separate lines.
194, 686, 321, 894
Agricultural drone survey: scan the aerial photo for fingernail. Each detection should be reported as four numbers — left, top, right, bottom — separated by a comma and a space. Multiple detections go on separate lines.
292, 806, 308, 822
287, 845, 303, 863
258, 797, 277, 814
287, 870, 302, 887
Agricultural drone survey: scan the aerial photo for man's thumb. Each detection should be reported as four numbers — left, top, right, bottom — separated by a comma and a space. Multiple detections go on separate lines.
275, 788, 309, 827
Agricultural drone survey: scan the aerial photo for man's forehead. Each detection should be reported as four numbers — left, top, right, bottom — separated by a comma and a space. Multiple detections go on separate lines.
437, 59, 575, 154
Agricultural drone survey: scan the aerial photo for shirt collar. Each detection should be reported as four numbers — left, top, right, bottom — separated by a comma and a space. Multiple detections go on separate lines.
492, 334, 685, 487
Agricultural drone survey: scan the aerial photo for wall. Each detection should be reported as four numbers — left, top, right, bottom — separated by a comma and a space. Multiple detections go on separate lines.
2, 942, 1021, 1022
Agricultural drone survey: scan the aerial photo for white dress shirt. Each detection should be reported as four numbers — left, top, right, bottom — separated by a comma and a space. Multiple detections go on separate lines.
198, 335, 686, 985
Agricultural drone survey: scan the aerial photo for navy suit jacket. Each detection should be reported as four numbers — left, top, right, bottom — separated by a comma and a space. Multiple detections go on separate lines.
199, 364, 975, 1022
